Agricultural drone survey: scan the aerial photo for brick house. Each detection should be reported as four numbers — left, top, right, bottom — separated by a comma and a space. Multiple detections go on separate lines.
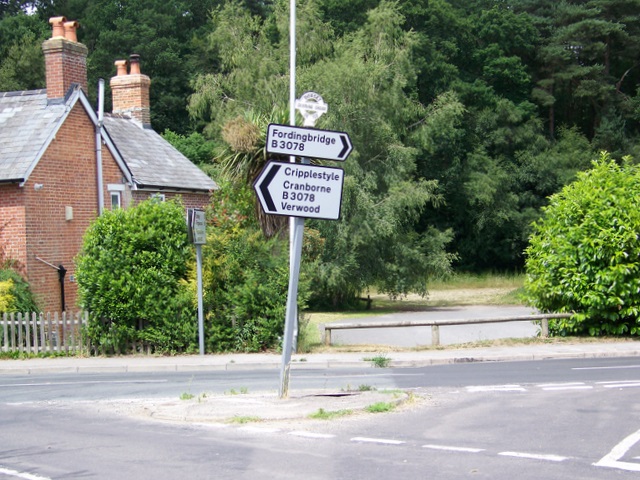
0, 17, 218, 312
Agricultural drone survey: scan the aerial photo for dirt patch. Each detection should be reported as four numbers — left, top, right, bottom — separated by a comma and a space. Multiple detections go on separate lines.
420, 288, 518, 305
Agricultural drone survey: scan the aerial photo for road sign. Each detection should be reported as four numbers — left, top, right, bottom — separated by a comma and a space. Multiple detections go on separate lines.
186, 209, 206, 245
295, 91, 328, 126
254, 161, 344, 220
266, 124, 353, 162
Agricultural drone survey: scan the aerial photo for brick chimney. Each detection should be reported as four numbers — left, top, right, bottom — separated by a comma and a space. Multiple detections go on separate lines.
110, 54, 151, 127
42, 17, 88, 100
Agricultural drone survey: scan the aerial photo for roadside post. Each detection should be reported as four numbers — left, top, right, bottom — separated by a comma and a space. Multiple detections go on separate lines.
255, 91, 352, 399
187, 208, 207, 355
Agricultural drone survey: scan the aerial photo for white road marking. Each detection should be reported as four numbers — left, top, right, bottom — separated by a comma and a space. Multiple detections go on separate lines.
599, 381, 640, 389
422, 444, 484, 453
0, 379, 168, 388
294, 373, 424, 379
538, 382, 586, 387
573, 365, 640, 371
351, 437, 405, 446
238, 426, 281, 434
541, 385, 593, 391
594, 429, 640, 472
0, 466, 52, 480
498, 451, 569, 462
288, 431, 335, 439
466, 385, 526, 393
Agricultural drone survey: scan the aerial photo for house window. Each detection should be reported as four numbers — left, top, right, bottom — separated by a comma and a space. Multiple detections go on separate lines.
110, 192, 121, 209
150, 193, 166, 202
107, 184, 125, 210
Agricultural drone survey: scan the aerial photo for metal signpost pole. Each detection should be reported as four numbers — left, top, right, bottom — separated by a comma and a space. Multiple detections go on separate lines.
280, 0, 298, 399
278, 95, 329, 398
196, 243, 204, 355
187, 209, 207, 356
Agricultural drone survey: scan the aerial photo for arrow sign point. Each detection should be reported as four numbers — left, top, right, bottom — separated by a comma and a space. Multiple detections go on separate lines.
338, 135, 351, 159
259, 164, 280, 212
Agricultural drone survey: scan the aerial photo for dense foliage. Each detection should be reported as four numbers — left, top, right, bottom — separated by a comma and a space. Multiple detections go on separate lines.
524, 153, 640, 336
202, 179, 310, 352
0, 268, 39, 313
76, 200, 197, 354
4, 0, 640, 307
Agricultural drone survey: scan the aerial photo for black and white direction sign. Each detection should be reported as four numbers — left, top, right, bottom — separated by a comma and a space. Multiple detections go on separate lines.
254, 161, 344, 220
266, 124, 353, 161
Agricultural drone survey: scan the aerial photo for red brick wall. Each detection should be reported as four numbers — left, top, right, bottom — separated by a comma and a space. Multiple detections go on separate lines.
42, 38, 88, 99
131, 191, 212, 210
110, 74, 151, 125
0, 185, 27, 275
22, 102, 125, 312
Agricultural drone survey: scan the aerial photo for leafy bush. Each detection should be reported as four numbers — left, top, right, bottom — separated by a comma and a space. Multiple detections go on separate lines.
524, 153, 640, 336
162, 129, 218, 165
0, 269, 38, 313
76, 199, 197, 354
203, 180, 309, 352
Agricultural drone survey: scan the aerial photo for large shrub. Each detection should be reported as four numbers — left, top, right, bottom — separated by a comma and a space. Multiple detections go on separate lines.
203, 180, 310, 352
524, 153, 640, 336
76, 199, 197, 353
0, 269, 38, 313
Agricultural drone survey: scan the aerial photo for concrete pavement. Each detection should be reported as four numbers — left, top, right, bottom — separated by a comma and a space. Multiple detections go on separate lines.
1, 340, 639, 375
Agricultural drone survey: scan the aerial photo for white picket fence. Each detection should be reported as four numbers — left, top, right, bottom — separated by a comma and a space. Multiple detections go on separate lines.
1, 311, 89, 354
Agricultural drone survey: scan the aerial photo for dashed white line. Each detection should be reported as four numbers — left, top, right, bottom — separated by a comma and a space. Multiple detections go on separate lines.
598, 381, 640, 389
422, 444, 484, 453
0, 466, 52, 480
351, 437, 406, 446
573, 365, 640, 371
238, 426, 281, 434
288, 431, 335, 439
466, 385, 526, 393
594, 429, 640, 472
498, 451, 569, 462
541, 384, 593, 391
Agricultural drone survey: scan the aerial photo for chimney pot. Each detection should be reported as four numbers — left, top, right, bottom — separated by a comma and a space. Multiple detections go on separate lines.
63, 21, 79, 42
111, 53, 151, 126
49, 16, 67, 38
129, 54, 141, 75
114, 60, 128, 76
43, 17, 88, 99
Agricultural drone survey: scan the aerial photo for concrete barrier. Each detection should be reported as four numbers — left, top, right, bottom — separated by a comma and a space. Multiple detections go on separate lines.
323, 313, 573, 346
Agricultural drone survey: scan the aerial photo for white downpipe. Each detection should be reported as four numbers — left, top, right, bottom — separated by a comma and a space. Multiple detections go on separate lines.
96, 78, 105, 215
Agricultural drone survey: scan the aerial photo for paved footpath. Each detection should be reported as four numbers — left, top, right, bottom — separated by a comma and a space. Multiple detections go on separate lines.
1, 340, 639, 375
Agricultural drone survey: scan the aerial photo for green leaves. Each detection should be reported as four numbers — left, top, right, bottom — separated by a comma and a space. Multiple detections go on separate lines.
524, 152, 640, 337
202, 181, 308, 352
76, 199, 196, 353
0, 269, 38, 313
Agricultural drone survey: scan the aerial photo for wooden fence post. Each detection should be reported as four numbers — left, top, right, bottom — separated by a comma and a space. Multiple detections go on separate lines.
541, 317, 549, 338
2, 312, 8, 353
18, 313, 24, 353
10, 313, 15, 350
431, 325, 440, 346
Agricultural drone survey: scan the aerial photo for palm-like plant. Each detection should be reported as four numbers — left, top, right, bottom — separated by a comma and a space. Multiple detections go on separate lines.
218, 107, 290, 238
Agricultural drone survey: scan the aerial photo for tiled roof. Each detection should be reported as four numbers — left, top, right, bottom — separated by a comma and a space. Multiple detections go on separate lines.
0, 90, 66, 183
0, 88, 217, 193
102, 115, 217, 192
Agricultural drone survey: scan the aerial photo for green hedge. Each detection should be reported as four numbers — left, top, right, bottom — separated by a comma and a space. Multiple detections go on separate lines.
524, 153, 640, 336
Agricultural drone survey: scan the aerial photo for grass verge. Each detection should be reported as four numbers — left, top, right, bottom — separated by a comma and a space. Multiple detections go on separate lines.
308, 408, 353, 420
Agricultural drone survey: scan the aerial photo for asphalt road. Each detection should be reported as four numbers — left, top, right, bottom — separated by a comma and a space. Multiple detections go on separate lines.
1, 357, 640, 479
